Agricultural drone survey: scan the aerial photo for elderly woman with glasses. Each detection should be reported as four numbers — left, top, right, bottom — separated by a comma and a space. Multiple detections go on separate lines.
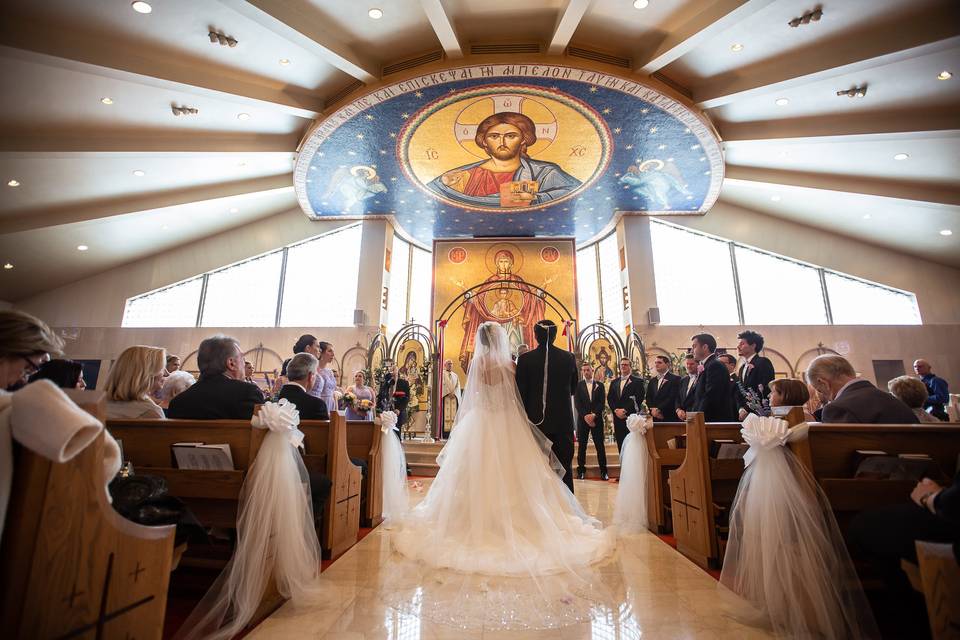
0, 310, 64, 391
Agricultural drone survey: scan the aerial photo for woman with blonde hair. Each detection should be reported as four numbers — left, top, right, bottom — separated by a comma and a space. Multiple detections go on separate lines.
768, 377, 816, 421
344, 370, 375, 421
888, 375, 942, 423
103, 345, 167, 419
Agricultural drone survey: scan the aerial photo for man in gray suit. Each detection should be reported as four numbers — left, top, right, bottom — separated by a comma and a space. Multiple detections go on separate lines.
805, 355, 918, 424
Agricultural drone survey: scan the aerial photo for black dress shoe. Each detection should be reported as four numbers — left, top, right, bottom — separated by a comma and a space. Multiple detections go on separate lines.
576, 469, 585, 480
601, 472, 609, 481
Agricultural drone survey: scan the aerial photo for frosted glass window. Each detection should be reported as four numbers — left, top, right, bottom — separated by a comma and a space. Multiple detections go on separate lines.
201, 252, 283, 327
650, 221, 740, 324
825, 272, 921, 325
735, 246, 828, 325
387, 236, 410, 332
598, 233, 624, 327
576, 246, 600, 329
408, 247, 432, 325
123, 277, 203, 327
280, 224, 362, 327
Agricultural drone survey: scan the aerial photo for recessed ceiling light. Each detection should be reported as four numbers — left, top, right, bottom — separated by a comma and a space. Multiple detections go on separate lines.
775, 98, 790, 106
131, 1, 152, 14
237, 112, 250, 121
940, 229, 953, 236
937, 70, 953, 80
770, 195, 781, 201
3, 263, 12, 270
7, 179, 20, 187
77, 245, 89, 251
368, 8, 383, 19
229, 207, 239, 213
100, 97, 114, 105
894, 153, 909, 160
279, 58, 290, 66
132, 169, 145, 177
730, 43, 744, 52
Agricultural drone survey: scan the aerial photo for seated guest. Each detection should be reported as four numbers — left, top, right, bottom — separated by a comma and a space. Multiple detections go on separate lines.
159, 370, 195, 407
29, 358, 85, 389
675, 353, 698, 420
167, 335, 264, 420
243, 359, 268, 401
913, 359, 950, 421
735, 330, 775, 419
805, 354, 918, 424
768, 378, 816, 421
103, 346, 166, 419
805, 382, 826, 421
345, 370, 375, 421
165, 354, 181, 373
0, 309, 63, 391
278, 353, 329, 420
888, 375, 942, 423
645, 355, 680, 422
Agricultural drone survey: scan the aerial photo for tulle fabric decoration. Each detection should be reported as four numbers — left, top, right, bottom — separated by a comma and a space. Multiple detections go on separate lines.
391, 322, 615, 576
719, 414, 879, 639
377, 409, 409, 522
612, 413, 651, 533
174, 400, 323, 640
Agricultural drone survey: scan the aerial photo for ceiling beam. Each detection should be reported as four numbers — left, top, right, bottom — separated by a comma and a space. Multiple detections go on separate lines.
724, 165, 960, 207
548, 0, 593, 56
635, 0, 775, 75
719, 109, 960, 143
695, 6, 960, 109
218, 0, 379, 83
0, 174, 294, 234
0, 132, 301, 154
420, 0, 463, 59
0, 25, 323, 119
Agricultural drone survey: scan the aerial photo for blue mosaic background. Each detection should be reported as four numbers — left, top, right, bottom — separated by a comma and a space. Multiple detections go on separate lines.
296, 70, 722, 246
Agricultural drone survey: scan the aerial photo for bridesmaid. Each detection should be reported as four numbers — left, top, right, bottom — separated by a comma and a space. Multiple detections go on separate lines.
345, 370, 375, 420
311, 341, 339, 414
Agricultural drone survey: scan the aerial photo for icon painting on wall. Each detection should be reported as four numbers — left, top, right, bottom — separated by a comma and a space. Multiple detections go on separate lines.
295, 63, 723, 245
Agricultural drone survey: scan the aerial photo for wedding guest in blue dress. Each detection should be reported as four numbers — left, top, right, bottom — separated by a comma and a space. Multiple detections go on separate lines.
345, 370, 375, 420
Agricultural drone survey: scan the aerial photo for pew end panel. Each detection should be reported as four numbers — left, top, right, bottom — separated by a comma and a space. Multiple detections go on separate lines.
916, 540, 960, 640
1, 390, 174, 640
346, 419, 383, 528
644, 423, 686, 533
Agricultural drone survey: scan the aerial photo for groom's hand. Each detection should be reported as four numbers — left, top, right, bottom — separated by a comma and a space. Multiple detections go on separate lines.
676, 409, 686, 420
651, 408, 663, 419
614, 408, 626, 419
585, 413, 596, 427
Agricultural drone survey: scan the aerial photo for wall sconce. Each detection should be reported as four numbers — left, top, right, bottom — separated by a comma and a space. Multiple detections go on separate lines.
789, 7, 823, 28
836, 85, 867, 98
208, 30, 238, 47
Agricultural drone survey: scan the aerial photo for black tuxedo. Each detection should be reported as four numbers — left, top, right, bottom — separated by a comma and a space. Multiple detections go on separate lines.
691, 354, 734, 422
644, 372, 680, 421
278, 383, 329, 420
378, 375, 411, 440
516, 343, 579, 492
167, 374, 264, 420
574, 379, 607, 475
821, 380, 919, 424
677, 374, 698, 415
736, 355, 775, 415
607, 374, 645, 452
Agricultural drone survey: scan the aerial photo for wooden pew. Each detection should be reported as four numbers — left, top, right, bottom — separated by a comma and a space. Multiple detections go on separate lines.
788, 422, 960, 528
669, 407, 806, 570
0, 389, 175, 639
297, 414, 363, 558
916, 541, 960, 640
107, 412, 362, 559
345, 419, 384, 528
643, 422, 686, 533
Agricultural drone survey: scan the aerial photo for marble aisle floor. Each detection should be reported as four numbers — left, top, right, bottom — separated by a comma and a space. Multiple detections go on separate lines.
248, 479, 774, 639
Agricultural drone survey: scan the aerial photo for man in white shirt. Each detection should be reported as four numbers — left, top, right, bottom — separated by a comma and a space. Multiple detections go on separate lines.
676, 354, 699, 421
645, 355, 680, 421
575, 363, 608, 480
606, 357, 644, 452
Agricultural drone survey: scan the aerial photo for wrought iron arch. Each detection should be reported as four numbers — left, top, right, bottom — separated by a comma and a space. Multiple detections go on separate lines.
626, 331, 650, 378
576, 322, 626, 369
760, 346, 795, 378
793, 345, 841, 379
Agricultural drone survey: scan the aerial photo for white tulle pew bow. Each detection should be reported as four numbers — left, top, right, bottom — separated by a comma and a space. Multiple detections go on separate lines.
613, 413, 653, 533
251, 398, 304, 448
739, 415, 808, 468
374, 410, 409, 522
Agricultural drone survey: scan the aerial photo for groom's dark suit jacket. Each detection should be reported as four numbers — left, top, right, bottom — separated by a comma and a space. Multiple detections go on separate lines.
515, 343, 579, 436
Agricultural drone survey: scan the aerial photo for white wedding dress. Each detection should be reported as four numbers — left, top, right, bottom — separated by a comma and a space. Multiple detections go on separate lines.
391, 322, 615, 576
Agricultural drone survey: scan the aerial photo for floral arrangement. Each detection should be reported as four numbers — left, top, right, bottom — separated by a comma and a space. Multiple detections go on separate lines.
342, 390, 357, 407
357, 398, 374, 412
737, 381, 771, 417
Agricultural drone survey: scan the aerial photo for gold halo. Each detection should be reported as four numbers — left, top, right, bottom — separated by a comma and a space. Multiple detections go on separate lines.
484, 242, 525, 276
639, 159, 664, 172
349, 165, 376, 178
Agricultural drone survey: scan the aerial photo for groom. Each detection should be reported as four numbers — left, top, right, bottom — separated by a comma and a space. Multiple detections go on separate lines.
516, 320, 579, 493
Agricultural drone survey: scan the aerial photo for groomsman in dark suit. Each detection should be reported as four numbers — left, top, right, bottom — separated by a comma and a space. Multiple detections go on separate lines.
735, 330, 776, 420
575, 362, 608, 480
676, 354, 699, 420
690, 333, 734, 422
718, 353, 741, 422
645, 355, 680, 422
607, 357, 645, 453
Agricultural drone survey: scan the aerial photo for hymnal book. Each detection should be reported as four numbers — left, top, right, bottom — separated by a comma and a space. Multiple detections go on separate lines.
716, 443, 750, 460
852, 449, 888, 469
666, 435, 688, 450
172, 443, 234, 471
709, 439, 735, 458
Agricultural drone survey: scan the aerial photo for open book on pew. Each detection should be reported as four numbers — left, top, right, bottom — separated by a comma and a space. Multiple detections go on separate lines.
666, 434, 687, 449
172, 442, 234, 470
709, 439, 749, 460
853, 450, 944, 483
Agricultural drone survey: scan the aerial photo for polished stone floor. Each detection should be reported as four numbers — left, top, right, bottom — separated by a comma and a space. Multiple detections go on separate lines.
249, 479, 774, 639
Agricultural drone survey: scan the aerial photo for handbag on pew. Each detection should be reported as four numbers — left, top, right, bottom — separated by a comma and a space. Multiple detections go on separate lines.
109, 473, 207, 546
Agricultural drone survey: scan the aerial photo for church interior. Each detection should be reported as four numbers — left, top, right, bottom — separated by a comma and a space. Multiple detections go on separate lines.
1, 0, 958, 638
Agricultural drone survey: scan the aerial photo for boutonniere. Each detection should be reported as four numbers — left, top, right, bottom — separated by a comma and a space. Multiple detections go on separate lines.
745, 363, 755, 373
393, 391, 407, 399
696, 364, 705, 374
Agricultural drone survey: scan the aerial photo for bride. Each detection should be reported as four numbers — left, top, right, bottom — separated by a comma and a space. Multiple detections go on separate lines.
390, 321, 615, 575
